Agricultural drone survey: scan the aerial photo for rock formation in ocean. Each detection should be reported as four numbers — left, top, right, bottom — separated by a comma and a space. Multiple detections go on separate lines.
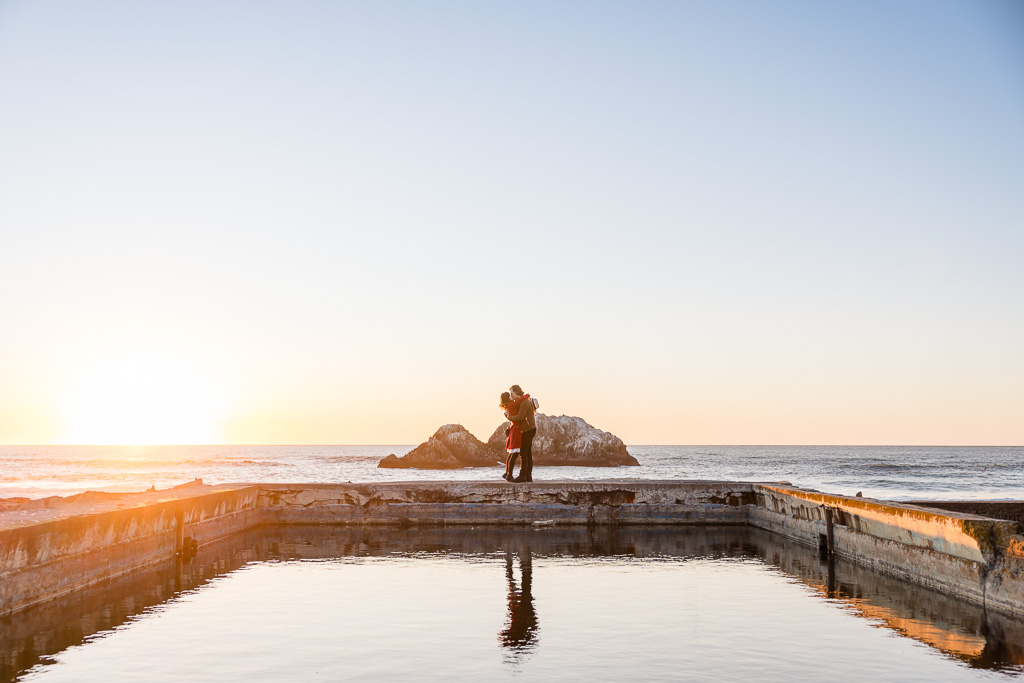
377, 424, 500, 469
377, 415, 639, 469
486, 414, 639, 467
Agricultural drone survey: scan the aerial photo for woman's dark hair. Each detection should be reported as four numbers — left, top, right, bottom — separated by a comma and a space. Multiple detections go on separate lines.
499, 391, 512, 408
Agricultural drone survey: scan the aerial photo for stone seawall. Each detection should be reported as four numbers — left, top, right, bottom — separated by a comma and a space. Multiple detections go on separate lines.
0, 486, 260, 616
907, 500, 1024, 527
259, 481, 753, 526
750, 485, 1024, 616
1, 480, 1023, 620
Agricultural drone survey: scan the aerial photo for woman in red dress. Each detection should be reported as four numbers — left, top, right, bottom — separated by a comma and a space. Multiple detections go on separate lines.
500, 391, 525, 482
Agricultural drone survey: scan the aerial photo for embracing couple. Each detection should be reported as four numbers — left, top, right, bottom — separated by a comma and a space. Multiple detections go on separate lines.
499, 384, 538, 483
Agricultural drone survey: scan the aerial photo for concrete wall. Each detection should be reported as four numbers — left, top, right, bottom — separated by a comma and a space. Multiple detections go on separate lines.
258, 480, 754, 526
908, 500, 1024, 526
2, 481, 753, 617
750, 485, 1024, 616
2, 480, 1024, 622
265, 480, 1024, 618
0, 486, 260, 616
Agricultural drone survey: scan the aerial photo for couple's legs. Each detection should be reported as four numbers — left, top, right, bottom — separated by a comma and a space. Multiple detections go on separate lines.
504, 451, 519, 479
517, 429, 536, 482
504, 429, 536, 481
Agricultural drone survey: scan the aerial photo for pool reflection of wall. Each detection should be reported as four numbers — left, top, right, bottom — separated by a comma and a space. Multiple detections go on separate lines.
3, 525, 1024, 682
764, 537, 1022, 670
0, 529, 263, 683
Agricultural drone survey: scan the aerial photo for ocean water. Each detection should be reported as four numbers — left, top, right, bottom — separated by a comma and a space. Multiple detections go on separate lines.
1, 445, 1021, 501
7, 526, 1024, 682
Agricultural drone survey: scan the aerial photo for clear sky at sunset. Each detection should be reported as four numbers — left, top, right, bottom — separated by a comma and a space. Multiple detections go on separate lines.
1, 1, 1021, 445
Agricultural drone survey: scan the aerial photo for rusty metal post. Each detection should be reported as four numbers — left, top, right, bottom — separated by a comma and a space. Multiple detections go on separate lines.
175, 508, 185, 556
825, 506, 835, 556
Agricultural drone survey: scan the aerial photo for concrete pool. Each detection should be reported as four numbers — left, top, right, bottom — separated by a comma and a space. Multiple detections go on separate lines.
4, 525, 1024, 681
2, 481, 1024, 681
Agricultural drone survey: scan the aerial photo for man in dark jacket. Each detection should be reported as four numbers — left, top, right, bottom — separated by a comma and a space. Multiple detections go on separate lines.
507, 384, 537, 482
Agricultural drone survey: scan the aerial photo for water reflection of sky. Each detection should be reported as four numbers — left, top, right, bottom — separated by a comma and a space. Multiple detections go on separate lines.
10, 527, 1024, 682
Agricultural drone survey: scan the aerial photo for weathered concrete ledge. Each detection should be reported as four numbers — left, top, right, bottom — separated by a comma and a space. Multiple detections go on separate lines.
752, 485, 1024, 616
0, 485, 261, 616
1, 480, 1023, 621
258, 480, 755, 526
907, 500, 1024, 526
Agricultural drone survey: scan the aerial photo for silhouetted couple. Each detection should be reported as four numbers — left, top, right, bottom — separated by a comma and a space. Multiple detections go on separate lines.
500, 385, 537, 483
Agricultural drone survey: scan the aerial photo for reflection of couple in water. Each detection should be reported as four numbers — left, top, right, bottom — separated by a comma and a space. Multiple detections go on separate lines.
499, 545, 538, 658
500, 384, 538, 483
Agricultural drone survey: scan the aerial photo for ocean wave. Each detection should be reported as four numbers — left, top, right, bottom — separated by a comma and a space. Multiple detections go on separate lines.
863, 463, 936, 471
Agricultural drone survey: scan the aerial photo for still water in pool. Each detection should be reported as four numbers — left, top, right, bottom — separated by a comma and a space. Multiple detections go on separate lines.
6, 526, 1024, 682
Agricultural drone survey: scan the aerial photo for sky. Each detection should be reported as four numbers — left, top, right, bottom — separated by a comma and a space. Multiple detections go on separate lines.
0, 1, 1022, 445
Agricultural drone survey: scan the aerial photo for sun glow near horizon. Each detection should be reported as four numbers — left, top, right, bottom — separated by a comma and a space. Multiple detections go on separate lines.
0, 2, 1021, 447
59, 349, 227, 445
